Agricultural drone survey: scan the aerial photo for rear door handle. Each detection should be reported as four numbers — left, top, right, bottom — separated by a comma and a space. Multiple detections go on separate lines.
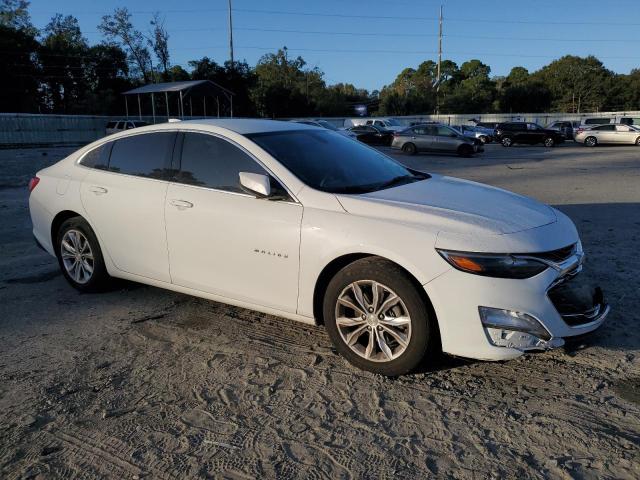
169, 199, 194, 209
89, 186, 108, 195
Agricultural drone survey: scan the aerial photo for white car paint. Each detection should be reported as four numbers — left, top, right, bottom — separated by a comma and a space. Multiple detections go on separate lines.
29, 119, 606, 362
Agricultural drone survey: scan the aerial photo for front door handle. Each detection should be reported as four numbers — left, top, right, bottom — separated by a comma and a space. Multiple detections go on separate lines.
89, 186, 108, 195
169, 199, 194, 209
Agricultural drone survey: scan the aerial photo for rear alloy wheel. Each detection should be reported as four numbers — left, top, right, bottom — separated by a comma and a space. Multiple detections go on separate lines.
501, 137, 513, 147
635, 137, 640, 146
402, 142, 417, 155
324, 257, 434, 376
57, 217, 111, 292
585, 136, 597, 147
544, 137, 555, 147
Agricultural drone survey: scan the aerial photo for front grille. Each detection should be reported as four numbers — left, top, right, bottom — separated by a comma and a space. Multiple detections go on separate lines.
533, 243, 576, 263
548, 277, 605, 327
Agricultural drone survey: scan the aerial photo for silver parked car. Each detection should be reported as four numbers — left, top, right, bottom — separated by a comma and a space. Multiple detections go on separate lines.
392, 124, 482, 156
574, 124, 640, 147
452, 125, 493, 143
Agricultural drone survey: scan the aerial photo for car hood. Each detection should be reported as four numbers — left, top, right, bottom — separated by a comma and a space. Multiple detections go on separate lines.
336, 174, 557, 235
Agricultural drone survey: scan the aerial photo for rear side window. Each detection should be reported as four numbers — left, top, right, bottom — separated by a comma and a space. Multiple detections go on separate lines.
593, 125, 615, 131
109, 132, 175, 179
80, 143, 112, 170
175, 133, 267, 192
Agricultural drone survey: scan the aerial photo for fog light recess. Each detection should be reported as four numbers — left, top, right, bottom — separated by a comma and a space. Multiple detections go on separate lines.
478, 307, 562, 351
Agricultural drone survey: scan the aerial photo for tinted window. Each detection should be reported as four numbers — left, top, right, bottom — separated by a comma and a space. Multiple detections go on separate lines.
412, 127, 428, 135
80, 143, 112, 170
106, 121, 117, 128
109, 132, 175, 178
176, 133, 266, 192
593, 125, 615, 131
246, 129, 426, 194
585, 118, 611, 125
436, 126, 456, 136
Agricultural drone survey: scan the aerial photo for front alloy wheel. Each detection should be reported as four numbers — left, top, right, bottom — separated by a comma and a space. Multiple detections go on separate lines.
335, 280, 411, 362
323, 257, 435, 376
544, 137, 555, 147
585, 136, 597, 147
501, 137, 513, 147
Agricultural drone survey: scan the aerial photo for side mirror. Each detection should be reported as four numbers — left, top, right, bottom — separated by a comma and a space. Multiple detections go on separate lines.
239, 172, 271, 198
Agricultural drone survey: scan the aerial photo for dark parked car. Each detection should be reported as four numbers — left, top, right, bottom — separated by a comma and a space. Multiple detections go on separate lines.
494, 122, 565, 147
546, 120, 577, 140
349, 124, 394, 146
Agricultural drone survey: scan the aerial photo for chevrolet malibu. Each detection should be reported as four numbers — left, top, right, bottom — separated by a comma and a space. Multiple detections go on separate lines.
28, 119, 608, 376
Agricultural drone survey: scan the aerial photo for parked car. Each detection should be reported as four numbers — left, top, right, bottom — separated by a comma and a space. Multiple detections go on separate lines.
348, 124, 394, 145
574, 124, 640, 146
494, 122, 565, 147
452, 125, 493, 143
344, 117, 405, 132
28, 119, 608, 376
105, 120, 148, 135
392, 124, 482, 156
546, 121, 576, 140
293, 119, 358, 139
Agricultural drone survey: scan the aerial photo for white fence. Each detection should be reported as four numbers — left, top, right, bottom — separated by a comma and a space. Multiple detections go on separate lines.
2, 111, 639, 147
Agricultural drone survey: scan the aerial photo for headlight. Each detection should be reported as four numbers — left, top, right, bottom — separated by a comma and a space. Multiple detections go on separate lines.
437, 249, 548, 279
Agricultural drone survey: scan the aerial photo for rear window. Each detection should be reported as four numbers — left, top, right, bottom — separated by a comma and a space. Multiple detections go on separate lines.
80, 143, 112, 170
108, 132, 175, 179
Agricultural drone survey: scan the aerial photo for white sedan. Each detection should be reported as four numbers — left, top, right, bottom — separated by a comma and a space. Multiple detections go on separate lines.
28, 119, 608, 375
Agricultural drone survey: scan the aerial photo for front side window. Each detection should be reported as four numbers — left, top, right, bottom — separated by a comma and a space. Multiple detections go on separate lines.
585, 118, 611, 125
175, 133, 267, 192
593, 125, 616, 131
108, 132, 175, 179
436, 126, 457, 137
246, 129, 426, 194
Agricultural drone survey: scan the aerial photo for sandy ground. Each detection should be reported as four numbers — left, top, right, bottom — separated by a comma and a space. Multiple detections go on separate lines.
0, 142, 639, 479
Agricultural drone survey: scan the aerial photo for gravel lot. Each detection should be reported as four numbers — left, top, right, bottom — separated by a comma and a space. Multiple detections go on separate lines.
1, 142, 639, 479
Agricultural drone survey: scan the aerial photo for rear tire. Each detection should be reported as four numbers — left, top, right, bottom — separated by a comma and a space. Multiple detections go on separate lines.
323, 257, 435, 376
544, 137, 555, 147
402, 142, 417, 155
584, 136, 597, 147
635, 137, 640, 146
56, 216, 111, 292
501, 137, 513, 147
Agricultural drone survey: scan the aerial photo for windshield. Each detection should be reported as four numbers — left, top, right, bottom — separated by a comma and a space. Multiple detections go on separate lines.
317, 120, 339, 131
246, 129, 426, 194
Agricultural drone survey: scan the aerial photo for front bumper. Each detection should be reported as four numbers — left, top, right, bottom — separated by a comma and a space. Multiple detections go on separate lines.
424, 251, 608, 361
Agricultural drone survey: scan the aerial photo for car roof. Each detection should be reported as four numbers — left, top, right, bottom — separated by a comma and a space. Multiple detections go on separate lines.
167, 118, 317, 134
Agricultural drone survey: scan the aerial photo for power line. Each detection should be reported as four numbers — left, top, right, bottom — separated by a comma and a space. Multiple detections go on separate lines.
31, 7, 640, 26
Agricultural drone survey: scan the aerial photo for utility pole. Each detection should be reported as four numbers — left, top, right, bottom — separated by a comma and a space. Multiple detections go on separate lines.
228, 0, 234, 68
436, 4, 443, 115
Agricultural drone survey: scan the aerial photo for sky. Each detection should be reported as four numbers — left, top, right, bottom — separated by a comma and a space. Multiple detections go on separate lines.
29, 0, 640, 92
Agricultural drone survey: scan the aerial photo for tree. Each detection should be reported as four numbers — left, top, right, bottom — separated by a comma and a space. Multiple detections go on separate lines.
149, 12, 169, 80
0, 24, 40, 112
536, 55, 612, 112
0, 0, 35, 34
99, 7, 152, 82
39, 14, 89, 113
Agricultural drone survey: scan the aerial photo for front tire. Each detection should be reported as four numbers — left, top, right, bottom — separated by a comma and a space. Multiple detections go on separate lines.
584, 136, 597, 147
402, 142, 417, 155
323, 257, 434, 376
479, 135, 488, 144
635, 136, 640, 146
56, 216, 111, 292
544, 137, 555, 147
